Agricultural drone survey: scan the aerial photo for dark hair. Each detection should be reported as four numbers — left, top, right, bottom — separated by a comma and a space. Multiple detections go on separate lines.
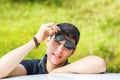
57, 23, 80, 45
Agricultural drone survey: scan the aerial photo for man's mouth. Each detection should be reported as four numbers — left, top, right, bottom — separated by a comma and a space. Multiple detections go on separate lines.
52, 53, 62, 59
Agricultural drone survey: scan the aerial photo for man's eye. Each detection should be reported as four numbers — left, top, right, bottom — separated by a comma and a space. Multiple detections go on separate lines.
55, 40, 60, 44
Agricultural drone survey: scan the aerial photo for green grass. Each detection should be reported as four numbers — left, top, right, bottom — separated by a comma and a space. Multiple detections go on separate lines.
0, 0, 120, 72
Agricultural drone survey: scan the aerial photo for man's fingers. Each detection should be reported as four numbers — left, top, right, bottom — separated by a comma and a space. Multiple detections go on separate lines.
46, 23, 60, 34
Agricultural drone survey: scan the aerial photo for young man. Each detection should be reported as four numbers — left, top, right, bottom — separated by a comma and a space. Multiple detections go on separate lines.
0, 23, 106, 78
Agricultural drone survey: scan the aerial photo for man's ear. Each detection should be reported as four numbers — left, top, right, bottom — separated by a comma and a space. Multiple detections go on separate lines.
46, 36, 50, 47
69, 49, 76, 57
72, 49, 76, 53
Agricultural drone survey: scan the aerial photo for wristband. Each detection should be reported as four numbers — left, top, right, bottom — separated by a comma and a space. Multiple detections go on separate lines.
33, 37, 40, 48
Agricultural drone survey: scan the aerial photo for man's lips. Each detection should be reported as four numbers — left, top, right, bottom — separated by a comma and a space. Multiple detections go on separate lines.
52, 53, 62, 59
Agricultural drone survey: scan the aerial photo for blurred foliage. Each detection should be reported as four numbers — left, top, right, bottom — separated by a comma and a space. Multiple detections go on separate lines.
0, 0, 120, 72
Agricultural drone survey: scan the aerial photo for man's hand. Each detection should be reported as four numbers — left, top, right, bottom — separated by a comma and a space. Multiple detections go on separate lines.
35, 23, 60, 43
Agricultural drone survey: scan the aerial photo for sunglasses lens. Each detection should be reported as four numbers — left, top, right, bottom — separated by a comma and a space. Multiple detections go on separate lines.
65, 40, 75, 50
55, 35, 66, 41
55, 31, 75, 50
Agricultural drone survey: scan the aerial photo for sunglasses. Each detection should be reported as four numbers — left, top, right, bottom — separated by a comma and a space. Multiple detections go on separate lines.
54, 31, 76, 50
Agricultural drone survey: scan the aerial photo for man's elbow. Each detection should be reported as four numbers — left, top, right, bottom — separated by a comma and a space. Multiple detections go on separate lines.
99, 58, 106, 73
92, 56, 106, 73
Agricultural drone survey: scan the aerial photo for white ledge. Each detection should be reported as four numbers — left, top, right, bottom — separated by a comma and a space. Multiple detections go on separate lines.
2, 73, 120, 80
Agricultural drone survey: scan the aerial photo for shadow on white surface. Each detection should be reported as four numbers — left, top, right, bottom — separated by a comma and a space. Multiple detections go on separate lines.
2, 73, 120, 80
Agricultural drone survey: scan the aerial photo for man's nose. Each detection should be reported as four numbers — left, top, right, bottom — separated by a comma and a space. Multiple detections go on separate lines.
57, 45, 64, 52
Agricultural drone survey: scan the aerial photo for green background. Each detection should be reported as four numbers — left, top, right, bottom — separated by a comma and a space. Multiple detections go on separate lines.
0, 0, 120, 73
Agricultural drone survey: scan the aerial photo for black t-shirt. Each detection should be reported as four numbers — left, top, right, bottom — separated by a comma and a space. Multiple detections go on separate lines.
20, 55, 69, 75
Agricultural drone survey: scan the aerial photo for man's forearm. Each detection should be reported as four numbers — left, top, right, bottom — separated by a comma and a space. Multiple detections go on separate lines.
0, 39, 35, 78
50, 56, 106, 74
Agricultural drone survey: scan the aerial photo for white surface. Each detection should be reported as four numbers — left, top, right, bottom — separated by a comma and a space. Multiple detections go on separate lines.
2, 73, 120, 80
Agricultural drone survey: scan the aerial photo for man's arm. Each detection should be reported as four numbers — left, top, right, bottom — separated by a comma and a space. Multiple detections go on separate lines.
0, 40, 35, 78
8, 64, 27, 77
0, 23, 60, 78
50, 56, 106, 74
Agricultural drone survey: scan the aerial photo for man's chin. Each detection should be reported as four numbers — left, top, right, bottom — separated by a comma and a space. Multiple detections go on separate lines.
51, 59, 66, 67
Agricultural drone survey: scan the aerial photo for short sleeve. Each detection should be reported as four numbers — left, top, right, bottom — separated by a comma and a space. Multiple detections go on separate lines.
20, 59, 40, 75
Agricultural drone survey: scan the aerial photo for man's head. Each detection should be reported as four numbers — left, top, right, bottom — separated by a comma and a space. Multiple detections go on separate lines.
57, 23, 80, 46
46, 23, 80, 66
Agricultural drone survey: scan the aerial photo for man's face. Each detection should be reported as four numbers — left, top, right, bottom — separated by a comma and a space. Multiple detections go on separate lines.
46, 32, 75, 66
